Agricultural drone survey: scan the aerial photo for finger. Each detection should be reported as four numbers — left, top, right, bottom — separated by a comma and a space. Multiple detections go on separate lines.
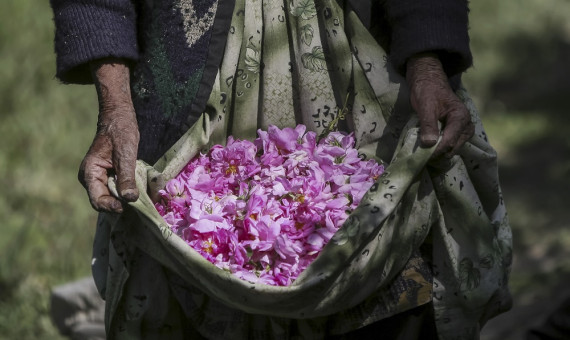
113, 132, 139, 202
82, 160, 124, 213
92, 191, 124, 214
414, 98, 440, 147
448, 120, 475, 157
433, 126, 458, 159
433, 106, 472, 158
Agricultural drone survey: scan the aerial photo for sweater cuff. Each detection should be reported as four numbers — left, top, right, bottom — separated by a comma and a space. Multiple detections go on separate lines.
386, 0, 472, 78
51, 0, 139, 84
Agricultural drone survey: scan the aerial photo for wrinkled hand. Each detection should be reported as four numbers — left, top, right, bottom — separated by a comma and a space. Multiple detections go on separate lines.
406, 52, 474, 159
78, 59, 140, 213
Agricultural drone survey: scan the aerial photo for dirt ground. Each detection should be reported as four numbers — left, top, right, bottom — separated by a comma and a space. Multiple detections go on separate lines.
481, 283, 570, 340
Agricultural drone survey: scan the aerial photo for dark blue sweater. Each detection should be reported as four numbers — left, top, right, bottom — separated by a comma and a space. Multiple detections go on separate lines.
50, 0, 472, 163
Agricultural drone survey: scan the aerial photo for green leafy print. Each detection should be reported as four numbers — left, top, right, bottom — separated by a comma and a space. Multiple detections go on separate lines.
479, 254, 494, 269
459, 258, 481, 292
245, 42, 261, 73
301, 46, 326, 71
290, 0, 317, 20
300, 24, 314, 46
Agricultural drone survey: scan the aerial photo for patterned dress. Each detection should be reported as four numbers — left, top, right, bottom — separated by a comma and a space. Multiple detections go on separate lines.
51, 1, 511, 339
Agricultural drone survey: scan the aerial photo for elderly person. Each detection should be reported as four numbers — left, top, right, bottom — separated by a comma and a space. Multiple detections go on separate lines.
50, 0, 489, 339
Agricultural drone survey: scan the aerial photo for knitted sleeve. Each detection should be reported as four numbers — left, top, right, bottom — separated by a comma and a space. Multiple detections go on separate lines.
381, 0, 473, 79
50, 0, 139, 84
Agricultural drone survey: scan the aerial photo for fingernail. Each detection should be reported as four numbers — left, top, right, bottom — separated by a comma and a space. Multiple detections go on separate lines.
111, 201, 123, 213
421, 134, 438, 146
422, 134, 438, 143
121, 188, 138, 201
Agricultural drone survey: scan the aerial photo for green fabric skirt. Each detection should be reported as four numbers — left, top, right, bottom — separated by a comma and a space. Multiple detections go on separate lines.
92, 1, 513, 339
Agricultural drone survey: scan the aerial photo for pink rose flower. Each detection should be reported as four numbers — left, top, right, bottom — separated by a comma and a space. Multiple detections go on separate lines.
154, 125, 383, 286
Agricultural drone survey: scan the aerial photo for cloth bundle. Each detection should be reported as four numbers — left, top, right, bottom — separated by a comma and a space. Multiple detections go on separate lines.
92, 1, 512, 338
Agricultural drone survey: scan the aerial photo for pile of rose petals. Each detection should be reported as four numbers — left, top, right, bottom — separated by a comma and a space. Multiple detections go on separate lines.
155, 125, 383, 286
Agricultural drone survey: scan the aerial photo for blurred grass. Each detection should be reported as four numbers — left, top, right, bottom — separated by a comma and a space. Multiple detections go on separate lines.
0, 0, 97, 338
464, 0, 570, 307
0, 0, 569, 338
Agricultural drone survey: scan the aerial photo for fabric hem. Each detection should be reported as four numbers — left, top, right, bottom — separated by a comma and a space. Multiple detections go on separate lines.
186, 0, 237, 126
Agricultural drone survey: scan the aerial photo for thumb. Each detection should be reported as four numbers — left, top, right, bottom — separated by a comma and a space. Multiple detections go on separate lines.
415, 98, 440, 147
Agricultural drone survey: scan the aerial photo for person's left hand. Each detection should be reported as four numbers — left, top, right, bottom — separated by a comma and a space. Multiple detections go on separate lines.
406, 52, 474, 159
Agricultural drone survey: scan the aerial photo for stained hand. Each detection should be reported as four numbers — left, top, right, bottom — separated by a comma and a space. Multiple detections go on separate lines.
78, 59, 140, 213
406, 52, 474, 159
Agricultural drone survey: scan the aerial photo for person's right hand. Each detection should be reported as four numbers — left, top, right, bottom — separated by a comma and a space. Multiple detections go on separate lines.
78, 59, 140, 213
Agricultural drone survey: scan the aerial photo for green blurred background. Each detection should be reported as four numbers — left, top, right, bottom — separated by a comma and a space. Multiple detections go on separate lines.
0, 0, 568, 338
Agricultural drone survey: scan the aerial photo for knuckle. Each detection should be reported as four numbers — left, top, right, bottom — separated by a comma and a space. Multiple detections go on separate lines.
77, 168, 89, 187
94, 196, 121, 213
420, 116, 437, 127
89, 195, 103, 212
467, 123, 475, 136
441, 142, 453, 153
419, 115, 438, 130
